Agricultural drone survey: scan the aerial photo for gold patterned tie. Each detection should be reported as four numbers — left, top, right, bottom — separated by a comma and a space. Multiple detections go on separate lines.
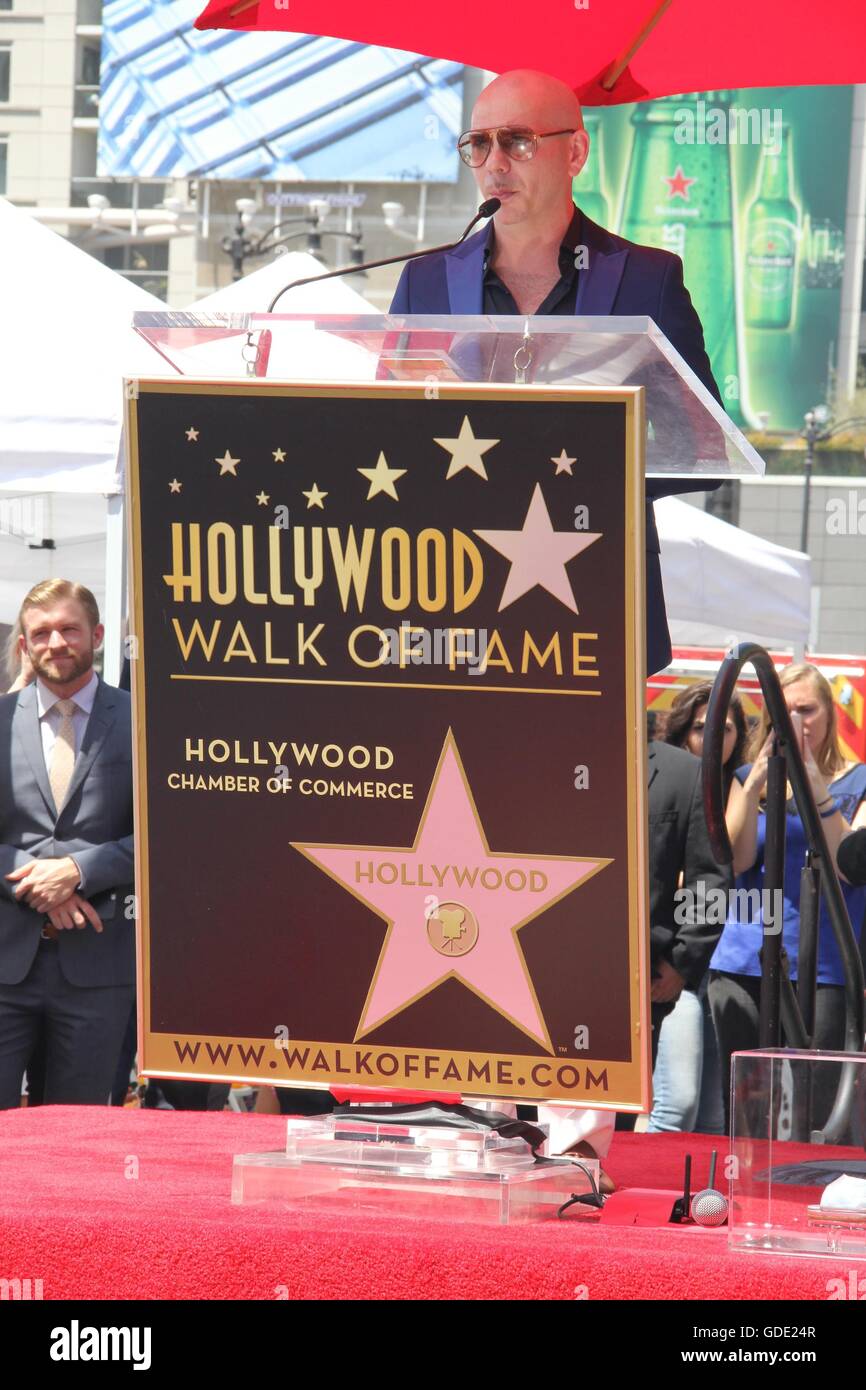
49, 698, 77, 812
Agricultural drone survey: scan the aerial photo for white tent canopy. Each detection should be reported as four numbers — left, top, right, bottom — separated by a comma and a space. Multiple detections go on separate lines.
142, 249, 380, 381
0, 199, 377, 497
657, 496, 811, 649
0, 197, 165, 495
189, 247, 376, 317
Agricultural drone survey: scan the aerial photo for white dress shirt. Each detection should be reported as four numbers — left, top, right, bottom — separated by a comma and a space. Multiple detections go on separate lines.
36, 669, 99, 769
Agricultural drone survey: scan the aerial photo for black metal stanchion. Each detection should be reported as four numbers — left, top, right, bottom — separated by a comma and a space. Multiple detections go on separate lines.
798, 857, 820, 1038
759, 745, 787, 1048
702, 642, 864, 1146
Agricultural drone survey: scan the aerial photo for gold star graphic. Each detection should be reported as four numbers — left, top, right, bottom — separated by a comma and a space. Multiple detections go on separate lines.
256, 491, 270, 506
358, 451, 406, 501
185, 427, 199, 442
551, 449, 576, 476
434, 415, 499, 481
303, 483, 328, 510
169, 479, 182, 493
216, 450, 240, 476
272, 447, 286, 462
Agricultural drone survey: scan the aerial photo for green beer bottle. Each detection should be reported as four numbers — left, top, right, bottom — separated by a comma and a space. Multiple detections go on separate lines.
573, 115, 609, 226
799, 211, 813, 282
620, 92, 743, 424
744, 126, 799, 329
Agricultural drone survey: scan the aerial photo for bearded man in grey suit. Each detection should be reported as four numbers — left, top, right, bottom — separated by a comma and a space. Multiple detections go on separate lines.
0, 579, 135, 1108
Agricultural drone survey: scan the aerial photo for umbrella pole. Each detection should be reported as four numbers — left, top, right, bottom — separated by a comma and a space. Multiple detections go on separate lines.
601, 0, 675, 91
228, 0, 257, 16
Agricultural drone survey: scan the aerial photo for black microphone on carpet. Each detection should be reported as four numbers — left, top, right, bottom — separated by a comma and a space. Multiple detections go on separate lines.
267, 198, 502, 312
838, 828, 866, 886
669, 1152, 692, 1223
691, 1149, 729, 1227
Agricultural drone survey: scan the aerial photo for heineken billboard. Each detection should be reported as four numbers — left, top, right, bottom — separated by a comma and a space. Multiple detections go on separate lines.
577, 87, 853, 431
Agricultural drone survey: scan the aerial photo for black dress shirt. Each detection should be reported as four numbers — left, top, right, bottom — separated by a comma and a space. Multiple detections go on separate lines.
482, 207, 582, 315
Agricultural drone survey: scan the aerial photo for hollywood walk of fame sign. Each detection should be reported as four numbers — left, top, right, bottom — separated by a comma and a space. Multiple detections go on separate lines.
127, 379, 650, 1109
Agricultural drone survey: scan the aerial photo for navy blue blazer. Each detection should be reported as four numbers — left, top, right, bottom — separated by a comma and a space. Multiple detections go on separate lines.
390, 209, 724, 675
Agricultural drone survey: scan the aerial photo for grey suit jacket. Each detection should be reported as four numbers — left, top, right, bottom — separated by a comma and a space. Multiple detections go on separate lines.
0, 677, 135, 986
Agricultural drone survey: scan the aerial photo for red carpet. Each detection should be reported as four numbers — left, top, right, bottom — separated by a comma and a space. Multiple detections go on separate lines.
0, 1106, 858, 1300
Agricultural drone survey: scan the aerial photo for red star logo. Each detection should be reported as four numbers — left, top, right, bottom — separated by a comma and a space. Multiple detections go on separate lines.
664, 165, 696, 201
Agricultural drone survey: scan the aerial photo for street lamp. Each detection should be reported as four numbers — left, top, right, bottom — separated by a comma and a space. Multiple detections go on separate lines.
221, 197, 364, 281
221, 198, 259, 281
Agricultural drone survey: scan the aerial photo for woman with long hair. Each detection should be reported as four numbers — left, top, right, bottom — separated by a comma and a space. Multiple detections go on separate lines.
709, 663, 866, 1129
648, 681, 748, 1134
663, 680, 749, 797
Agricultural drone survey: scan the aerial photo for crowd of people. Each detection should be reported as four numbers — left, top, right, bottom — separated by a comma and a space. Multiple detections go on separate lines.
651, 670, 866, 1137
3, 578, 865, 1147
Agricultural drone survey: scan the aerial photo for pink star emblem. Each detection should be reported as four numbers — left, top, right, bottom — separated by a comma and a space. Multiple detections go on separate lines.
293, 733, 610, 1049
474, 483, 601, 614
664, 165, 696, 200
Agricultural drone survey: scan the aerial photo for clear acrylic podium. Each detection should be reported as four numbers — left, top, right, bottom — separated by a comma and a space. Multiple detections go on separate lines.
729, 1049, 866, 1259
232, 1113, 601, 1225
132, 311, 764, 481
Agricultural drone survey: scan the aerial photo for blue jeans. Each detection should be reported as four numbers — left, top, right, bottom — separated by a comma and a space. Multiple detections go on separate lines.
648, 981, 725, 1134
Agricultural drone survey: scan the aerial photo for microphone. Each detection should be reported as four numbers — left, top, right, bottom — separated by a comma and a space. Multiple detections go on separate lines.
838, 828, 866, 886
691, 1188, 729, 1227
267, 198, 501, 313
691, 1149, 729, 1227
669, 1152, 692, 1223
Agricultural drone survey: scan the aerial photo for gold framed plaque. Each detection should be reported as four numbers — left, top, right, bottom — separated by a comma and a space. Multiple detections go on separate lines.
126, 379, 649, 1110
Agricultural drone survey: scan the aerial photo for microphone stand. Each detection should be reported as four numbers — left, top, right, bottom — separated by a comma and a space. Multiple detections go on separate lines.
265, 199, 501, 313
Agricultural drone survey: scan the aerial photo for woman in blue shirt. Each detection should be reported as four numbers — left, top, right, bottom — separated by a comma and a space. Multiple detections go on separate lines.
709, 663, 866, 1130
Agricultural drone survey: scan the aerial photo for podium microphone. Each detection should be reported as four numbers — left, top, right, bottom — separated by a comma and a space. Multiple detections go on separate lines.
691, 1149, 729, 1227
267, 198, 502, 312
838, 828, 866, 887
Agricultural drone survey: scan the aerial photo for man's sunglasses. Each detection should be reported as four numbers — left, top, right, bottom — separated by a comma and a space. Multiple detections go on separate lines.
457, 127, 577, 167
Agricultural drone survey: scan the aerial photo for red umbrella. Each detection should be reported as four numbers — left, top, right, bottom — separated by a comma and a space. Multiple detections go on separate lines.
195, 0, 866, 104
